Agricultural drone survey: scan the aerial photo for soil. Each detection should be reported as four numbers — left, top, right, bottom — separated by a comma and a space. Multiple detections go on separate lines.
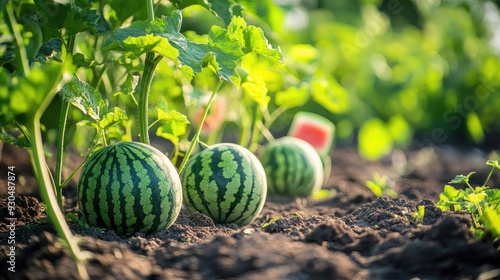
1, 142, 500, 280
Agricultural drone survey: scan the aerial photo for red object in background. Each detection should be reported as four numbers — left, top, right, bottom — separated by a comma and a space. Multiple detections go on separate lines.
193, 97, 227, 134
293, 122, 329, 149
288, 112, 336, 156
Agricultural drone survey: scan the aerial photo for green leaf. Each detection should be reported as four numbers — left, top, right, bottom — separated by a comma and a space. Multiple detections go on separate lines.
311, 189, 336, 200
365, 180, 383, 197
261, 217, 280, 229
38, 38, 63, 62
0, 128, 31, 148
105, 0, 146, 29
76, 120, 98, 128
58, 75, 107, 121
73, 52, 96, 68
441, 184, 465, 200
275, 86, 309, 107
485, 189, 500, 211
105, 125, 127, 142
102, 11, 281, 85
156, 98, 170, 120
0, 0, 7, 12
244, 26, 281, 62
115, 74, 139, 96
102, 11, 187, 60
170, 0, 243, 26
413, 205, 426, 224
358, 119, 393, 161
486, 160, 500, 170
98, 107, 127, 129
449, 172, 476, 184
464, 192, 487, 205
466, 112, 485, 144
156, 98, 190, 125
387, 115, 413, 148
241, 76, 269, 107
156, 119, 189, 143
35, 0, 105, 37
237, 0, 284, 32
437, 184, 467, 211
9, 61, 68, 118
364, 173, 395, 198
311, 78, 349, 114
155, 98, 190, 143
483, 206, 500, 238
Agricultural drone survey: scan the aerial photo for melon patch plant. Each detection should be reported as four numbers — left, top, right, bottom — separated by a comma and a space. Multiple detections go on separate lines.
78, 142, 182, 235
437, 160, 500, 241
259, 136, 324, 197
181, 142, 267, 226
1, 1, 281, 276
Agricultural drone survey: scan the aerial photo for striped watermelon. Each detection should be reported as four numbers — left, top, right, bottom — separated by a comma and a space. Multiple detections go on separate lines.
259, 137, 324, 197
180, 142, 267, 226
78, 142, 182, 235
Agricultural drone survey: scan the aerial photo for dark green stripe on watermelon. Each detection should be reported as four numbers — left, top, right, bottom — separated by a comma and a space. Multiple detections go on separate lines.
181, 143, 267, 226
78, 142, 182, 235
259, 137, 324, 197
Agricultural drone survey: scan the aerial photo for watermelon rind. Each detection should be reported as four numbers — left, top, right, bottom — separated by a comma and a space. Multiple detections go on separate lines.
181, 143, 267, 227
78, 142, 182, 235
260, 136, 324, 197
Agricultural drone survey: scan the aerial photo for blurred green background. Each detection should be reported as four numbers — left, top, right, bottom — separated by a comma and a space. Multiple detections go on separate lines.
175, 0, 500, 159
260, 0, 499, 159
4, 0, 499, 161
260, 0, 500, 159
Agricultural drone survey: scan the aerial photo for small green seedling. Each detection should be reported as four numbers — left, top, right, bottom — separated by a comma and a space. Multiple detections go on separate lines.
261, 217, 280, 229
365, 173, 398, 198
66, 213, 88, 228
311, 189, 337, 200
413, 205, 426, 225
437, 160, 500, 240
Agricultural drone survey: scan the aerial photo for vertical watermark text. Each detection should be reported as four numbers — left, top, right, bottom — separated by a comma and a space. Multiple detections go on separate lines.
6, 165, 17, 273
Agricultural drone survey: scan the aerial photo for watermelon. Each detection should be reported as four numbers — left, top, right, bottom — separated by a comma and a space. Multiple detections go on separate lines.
181, 142, 267, 226
78, 142, 182, 235
288, 112, 336, 156
259, 137, 324, 197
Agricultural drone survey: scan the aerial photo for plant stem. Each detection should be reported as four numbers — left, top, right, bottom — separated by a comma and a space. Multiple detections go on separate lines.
483, 166, 496, 187
257, 121, 275, 143
138, 54, 161, 144
26, 120, 89, 280
147, 0, 155, 22
55, 101, 70, 207
60, 156, 88, 188
238, 102, 251, 147
178, 79, 224, 173
263, 105, 289, 132
249, 105, 263, 153
5, 3, 30, 76
26, 66, 89, 278
137, 0, 159, 144
55, 35, 76, 207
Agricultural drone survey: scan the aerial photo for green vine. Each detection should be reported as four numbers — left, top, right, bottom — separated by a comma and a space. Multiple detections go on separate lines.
178, 79, 224, 173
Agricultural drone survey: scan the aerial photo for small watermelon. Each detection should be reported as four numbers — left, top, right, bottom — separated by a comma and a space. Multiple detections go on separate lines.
259, 137, 324, 197
181, 142, 267, 226
288, 112, 336, 156
78, 142, 182, 235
